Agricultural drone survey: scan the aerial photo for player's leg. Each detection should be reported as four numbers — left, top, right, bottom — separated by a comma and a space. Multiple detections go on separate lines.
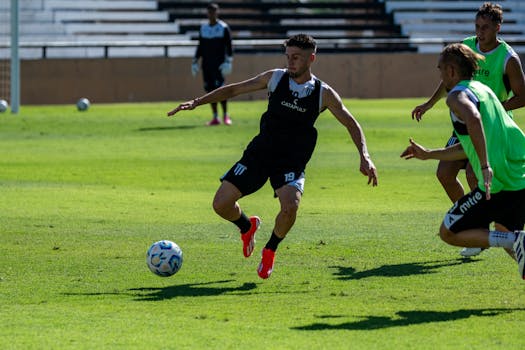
437, 134, 466, 203
221, 100, 231, 125
457, 161, 487, 256
212, 180, 243, 221
203, 70, 220, 125
273, 184, 302, 239
440, 188, 525, 279
212, 179, 261, 258
219, 154, 268, 258
258, 171, 305, 279
436, 159, 466, 203
257, 185, 301, 279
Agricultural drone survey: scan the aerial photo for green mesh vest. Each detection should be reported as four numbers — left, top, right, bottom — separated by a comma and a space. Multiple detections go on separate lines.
451, 80, 525, 193
462, 36, 513, 103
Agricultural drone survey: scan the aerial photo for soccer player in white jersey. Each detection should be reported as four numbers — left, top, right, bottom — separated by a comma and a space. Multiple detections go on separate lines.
191, 3, 233, 126
169, 34, 378, 279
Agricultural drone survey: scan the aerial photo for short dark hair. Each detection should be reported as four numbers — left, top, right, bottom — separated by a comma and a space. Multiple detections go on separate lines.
207, 3, 219, 11
440, 43, 484, 78
476, 2, 503, 25
284, 34, 317, 52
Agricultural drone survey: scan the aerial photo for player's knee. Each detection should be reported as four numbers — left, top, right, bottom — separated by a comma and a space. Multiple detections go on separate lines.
439, 224, 455, 244
436, 167, 455, 184
281, 200, 299, 218
212, 196, 230, 216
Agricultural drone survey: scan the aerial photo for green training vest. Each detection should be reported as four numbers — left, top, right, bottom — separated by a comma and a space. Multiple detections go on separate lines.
451, 80, 525, 193
463, 36, 513, 103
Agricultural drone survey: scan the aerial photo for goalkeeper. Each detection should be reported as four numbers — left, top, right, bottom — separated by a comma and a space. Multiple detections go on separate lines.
192, 3, 234, 126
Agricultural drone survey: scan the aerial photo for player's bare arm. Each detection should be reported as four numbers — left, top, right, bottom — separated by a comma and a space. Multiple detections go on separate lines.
447, 90, 492, 198
323, 85, 378, 186
400, 138, 466, 161
411, 81, 447, 122
502, 55, 525, 111
167, 70, 274, 117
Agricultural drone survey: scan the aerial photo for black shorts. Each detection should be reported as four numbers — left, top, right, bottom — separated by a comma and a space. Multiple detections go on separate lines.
221, 149, 307, 197
443, 187, 525, 233
202, 68, 224, 92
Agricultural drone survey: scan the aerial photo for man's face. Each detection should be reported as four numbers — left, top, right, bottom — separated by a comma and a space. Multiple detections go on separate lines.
207, 8, 218, 22
475, 15, 500, 46
438, 55, 454, 90
285, 46, 314, 78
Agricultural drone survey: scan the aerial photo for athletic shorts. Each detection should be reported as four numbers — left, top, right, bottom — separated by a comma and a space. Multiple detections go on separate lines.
443, 187, 525, 233
203, 68, 224, 92
445, 132, 468, 169
221, 152, 306, 197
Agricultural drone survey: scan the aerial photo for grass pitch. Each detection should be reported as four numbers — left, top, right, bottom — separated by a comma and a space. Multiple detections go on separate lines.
1, 99, 524, 349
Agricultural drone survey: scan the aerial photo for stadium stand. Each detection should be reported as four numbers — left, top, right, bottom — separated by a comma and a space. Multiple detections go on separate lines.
382, 0, 525, 53
157, 0, 416, 53
3, 0, 525, 58
0, 0, 190, 59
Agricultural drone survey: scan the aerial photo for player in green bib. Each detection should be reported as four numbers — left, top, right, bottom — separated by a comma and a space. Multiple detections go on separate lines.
401, 43, 525, 281
411, 2, 525, 257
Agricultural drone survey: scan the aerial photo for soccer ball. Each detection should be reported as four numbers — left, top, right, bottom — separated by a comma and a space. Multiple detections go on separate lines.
0, 99, 8, 113
146, 240, 183, 277
76, 97, 90, 111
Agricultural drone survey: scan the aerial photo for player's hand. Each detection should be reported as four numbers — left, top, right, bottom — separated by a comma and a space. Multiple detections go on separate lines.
219, 56, 233, 75
400, 138, 429, 160
360, 157, 378, 186
167, 98, 200, 117
482, 166, 493, 200
411, 103, 429, 122
191, 59, 199, 77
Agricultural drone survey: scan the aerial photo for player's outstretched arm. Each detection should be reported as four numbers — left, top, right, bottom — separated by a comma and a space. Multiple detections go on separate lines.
167, 70, 274, 117
323, 85, 378, 186
400, 138, 466, 161
411, 81, 447, 122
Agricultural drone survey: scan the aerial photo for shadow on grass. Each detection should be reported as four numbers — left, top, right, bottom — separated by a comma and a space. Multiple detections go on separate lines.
129, 279, 257, 301
330, 258, 480, 280
63, 280, 257, 301
136, 125, 198, 132
292, 308, 525, 331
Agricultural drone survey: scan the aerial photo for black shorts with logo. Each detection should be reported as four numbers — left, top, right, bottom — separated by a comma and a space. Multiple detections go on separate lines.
443, 187, 525, 233
220, 135, 310, 197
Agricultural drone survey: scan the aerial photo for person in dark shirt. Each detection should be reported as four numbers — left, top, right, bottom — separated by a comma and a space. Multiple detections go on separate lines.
169, 34, 378, 279
192, 3, 233, 126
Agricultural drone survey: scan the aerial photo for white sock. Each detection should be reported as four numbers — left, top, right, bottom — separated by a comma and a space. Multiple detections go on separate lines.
488, 230, 517, 249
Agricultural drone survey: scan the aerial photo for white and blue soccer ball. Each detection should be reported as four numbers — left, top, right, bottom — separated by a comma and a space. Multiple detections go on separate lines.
0, 99, 8, 113
146, 240, 183, 277
76, 97, 90, 111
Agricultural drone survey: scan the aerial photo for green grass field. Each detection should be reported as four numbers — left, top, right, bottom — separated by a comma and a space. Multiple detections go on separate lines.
1, 99, 524, 349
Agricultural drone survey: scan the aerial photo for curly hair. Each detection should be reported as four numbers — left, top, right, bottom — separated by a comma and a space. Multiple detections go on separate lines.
284, 34, 317, 52
476, 2, 503, 24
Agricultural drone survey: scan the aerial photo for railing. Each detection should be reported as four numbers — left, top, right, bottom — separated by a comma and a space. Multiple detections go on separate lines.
0, 37, 444, 59
3, 36, 525, 59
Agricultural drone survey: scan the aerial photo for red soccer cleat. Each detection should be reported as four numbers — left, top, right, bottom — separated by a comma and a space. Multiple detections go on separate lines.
206, 118, 220, 126
223, 114, 232, 125
241, 216, 260, 258
257, 248, 275, 279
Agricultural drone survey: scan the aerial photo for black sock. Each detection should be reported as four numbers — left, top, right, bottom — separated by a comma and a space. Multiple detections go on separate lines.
232, 212, 251, 234
265, 231, 283, 252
